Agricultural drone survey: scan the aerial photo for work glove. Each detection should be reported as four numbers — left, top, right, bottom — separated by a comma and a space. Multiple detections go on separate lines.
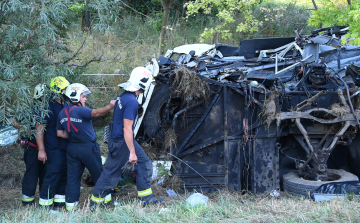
121, 161, 135, 174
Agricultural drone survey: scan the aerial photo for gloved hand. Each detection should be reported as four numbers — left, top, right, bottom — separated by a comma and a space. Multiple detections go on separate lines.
121, 161, 135, 174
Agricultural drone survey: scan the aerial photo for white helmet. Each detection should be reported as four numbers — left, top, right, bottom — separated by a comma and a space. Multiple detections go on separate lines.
119, 67, 153, 92
65, 83, 91, 103
34, 84, 46, 99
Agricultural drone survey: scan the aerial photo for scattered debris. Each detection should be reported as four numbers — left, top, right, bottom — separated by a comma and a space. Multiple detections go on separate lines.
262, 91, 278, 126
172, 67, 210, 103
163, 128, 177, 151
152, 161, 172, 185
186, 193, 209, 207
310, 181, 360, 201
331, 103, 350, 117
141, 142, 158, 161
270, 190, 280, 198
166, 189, 177, 197
0, 125, 18, 146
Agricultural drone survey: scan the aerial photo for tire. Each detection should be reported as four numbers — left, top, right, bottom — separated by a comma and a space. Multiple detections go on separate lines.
143, 83, 182, 147
283, 169, 359, 196
144, 83, 170, 140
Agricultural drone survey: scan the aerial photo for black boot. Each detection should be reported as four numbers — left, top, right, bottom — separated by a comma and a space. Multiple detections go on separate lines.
139, 194, 164, 206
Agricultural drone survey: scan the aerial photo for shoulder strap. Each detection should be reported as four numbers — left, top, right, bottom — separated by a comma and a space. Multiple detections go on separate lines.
64, 106, 79, 133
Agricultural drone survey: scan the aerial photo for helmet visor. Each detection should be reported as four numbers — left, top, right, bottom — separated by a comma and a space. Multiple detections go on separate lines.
83, 90, 91, 95
119, 81, 140, 92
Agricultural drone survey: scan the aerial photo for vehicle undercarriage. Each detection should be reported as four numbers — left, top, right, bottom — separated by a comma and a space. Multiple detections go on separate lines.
135, 26, 360, 195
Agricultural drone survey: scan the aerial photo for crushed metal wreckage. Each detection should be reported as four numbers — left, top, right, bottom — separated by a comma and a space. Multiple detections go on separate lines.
134, 26, 360, 195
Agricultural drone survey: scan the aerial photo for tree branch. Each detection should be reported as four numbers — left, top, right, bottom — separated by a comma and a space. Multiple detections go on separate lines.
62, 34, 88, 64
311, 0, 318, 10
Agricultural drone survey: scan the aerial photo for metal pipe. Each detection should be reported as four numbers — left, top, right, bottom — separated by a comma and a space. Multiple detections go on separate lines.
299, 126, 334, 172
295, 118, 315, 154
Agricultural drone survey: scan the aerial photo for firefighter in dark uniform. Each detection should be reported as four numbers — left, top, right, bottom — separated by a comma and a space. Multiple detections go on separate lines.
37, 76, 71, 208
56, 83, 116, 211
91, 67, 163, 207
11, 84, 46, 205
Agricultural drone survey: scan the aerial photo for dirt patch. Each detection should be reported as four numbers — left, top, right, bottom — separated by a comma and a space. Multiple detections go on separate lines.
163, 175, 183, 192
172, 66, 210, 104
0, 144, 24, 186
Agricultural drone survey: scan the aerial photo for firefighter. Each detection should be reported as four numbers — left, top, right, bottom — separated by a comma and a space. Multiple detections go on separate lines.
56, 83, 116, 211
12, 84, 46, 205
37, 76, 71, 208
91, 67, 163, 208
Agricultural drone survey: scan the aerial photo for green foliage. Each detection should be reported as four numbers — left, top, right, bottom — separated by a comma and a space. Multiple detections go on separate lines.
125, 0, 162, 15
69, 2, 85, 15
309, 0, 360, 45
0, 0, 122, 127
157, 163, 172, 178
253, 1, 314, 37
185, 0, 262, 42
148, 12, 164, 32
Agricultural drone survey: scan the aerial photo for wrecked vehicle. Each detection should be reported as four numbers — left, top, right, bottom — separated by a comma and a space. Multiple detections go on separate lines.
135, 26, 360, 195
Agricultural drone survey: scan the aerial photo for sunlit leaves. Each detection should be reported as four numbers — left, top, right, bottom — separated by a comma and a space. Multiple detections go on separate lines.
185, 0, 261, 42
308, 0, 360, 45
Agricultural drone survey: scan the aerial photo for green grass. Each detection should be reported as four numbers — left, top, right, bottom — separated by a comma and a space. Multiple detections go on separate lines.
1, 190, 360, 222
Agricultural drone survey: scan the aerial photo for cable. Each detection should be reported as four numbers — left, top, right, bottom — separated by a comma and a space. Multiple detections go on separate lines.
167, 153, 220, 192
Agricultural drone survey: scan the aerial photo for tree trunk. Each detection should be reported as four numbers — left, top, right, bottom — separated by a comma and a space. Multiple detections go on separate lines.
347, 0, 351, 6
311, 0, 322, 28
211, 32, 219, 45
159, 0, 173, 56
81, 11, 91, 32
311, 0, 318, 10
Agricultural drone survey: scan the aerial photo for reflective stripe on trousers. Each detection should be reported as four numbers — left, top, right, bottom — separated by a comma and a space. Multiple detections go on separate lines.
54, 194, 66, 203
22, 194, 35, 202
138, 188, 152, 197
91, 194, 111, 204
66, 201, 79, 211
39, 198, 54, 206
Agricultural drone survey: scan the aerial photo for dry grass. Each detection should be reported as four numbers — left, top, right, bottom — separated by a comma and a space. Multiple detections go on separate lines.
2, 189, 360, 222
331, 103, 350, 117
172, 67, 210, 104
261, 91, 278, 126
163, 127, 177, 151
141, 142, 158, 161
0, 144, 25, 182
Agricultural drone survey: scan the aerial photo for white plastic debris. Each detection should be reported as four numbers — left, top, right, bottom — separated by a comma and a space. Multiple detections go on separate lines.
313, 193, 346, 201
270, 190, 280, 197
101, 156, 106, 165
49, 210, 59, 215
173, 44, 215, 57
186, 193, 209, 207
0, 125, 18, 146
159, 208, 170, 214
249, 81, 259, 87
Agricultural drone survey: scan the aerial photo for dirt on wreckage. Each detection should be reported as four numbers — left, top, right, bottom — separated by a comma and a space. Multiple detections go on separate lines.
136, 26, 360, 196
